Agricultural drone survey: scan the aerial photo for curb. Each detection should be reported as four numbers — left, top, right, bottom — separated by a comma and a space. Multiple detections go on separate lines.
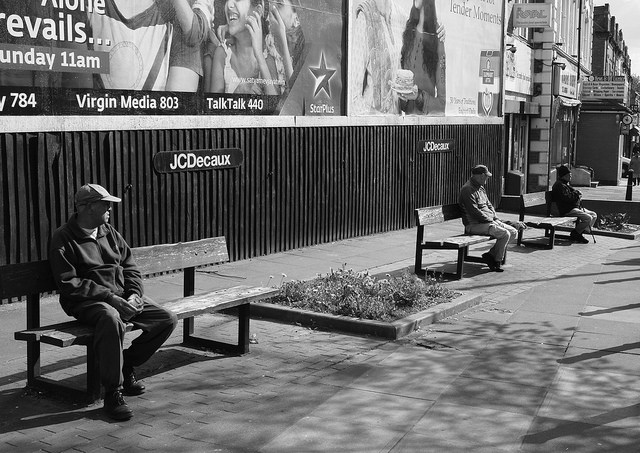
251, 292, 483, 340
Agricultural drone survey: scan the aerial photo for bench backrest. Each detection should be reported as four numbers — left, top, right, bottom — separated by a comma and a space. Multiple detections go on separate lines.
519, 191, 555, 219
133, 237, 229, 275
0, 236, 229, 300
414, 204, 462, 227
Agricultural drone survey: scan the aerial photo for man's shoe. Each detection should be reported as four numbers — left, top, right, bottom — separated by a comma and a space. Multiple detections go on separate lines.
570, 230, 589, 244
122, 367, 146, 396
104, 389, 133, 421
575, 234, 589, 244
493, 260, 505, 273
481, 252, 499, 271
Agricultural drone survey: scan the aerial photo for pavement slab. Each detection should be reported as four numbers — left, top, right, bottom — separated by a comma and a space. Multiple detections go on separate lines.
394, 402, 533, 453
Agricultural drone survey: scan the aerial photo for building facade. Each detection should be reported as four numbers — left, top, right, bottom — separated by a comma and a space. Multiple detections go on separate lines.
504, 0, 596, 192
575, 2, 634, 185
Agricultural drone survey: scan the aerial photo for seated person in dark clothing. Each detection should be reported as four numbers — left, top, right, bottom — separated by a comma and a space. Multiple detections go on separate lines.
49, 184, 178, 421
551, 165, 597, 244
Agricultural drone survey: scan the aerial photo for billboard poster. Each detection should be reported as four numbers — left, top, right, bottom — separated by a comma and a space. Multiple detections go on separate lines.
0, 0, 343, 116
348, 0, 504, 117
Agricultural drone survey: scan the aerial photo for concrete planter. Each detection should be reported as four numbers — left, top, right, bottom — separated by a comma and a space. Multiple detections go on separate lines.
554, 224, 640, 240
251, 292, 482, 340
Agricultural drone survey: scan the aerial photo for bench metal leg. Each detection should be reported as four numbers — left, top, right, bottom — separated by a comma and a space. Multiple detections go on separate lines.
238, 304, 250, 354
456, 249, 465, 280
521, 227, 556, 249
415, 247, 424, 275
24, 340, 100, 403
26, 341, 41, 387
181, 307, 251, 355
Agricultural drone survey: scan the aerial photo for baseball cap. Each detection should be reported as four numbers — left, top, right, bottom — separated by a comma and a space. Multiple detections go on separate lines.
471, 165, 492, 176
75, 184, 121, 206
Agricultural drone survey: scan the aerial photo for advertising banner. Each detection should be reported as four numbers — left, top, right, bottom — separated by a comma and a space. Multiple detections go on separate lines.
581, 75, 628, 103
348, 0, 504, 117
0, 0, 343, 116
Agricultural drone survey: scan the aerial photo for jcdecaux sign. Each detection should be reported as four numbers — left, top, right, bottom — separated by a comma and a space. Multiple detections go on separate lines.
153, 149, 243, 173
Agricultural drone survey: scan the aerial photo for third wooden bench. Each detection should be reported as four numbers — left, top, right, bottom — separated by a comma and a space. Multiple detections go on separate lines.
517, 191, 576, 249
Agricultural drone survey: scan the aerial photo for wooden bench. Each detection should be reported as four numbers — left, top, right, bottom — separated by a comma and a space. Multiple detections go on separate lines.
414, 204, 504, 280
517, 191, 575, 249
1, 237, 279, 402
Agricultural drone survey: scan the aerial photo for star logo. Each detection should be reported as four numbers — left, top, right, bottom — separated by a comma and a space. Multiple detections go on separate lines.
309, 52, 336, 98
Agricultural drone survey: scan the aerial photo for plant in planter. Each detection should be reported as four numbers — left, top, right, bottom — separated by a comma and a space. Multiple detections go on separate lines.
594, 212, 639, 233
265, 267, 460, 323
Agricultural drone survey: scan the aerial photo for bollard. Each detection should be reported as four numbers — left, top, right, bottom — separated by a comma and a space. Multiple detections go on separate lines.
626, 169, 634, 201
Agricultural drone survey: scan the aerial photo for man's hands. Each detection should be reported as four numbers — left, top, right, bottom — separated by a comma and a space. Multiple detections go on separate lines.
109, 294, 144, 321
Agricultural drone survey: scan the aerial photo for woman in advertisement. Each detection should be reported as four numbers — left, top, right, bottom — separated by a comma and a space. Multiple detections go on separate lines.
208, 0, 282, 95
350, 0, 406, 115
268, 0, 305, 86
165, 0, 216, 92
398, 0, 446, 115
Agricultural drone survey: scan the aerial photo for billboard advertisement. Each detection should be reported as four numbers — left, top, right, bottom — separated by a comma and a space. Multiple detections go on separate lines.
348, 0, 504, 117
0, 0, 343, 116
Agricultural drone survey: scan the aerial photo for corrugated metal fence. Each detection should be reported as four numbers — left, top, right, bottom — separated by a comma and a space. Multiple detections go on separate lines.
0, 124, 503, 266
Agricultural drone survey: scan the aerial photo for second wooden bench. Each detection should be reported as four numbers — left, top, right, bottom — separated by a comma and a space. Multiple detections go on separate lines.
414, 204, 504, 280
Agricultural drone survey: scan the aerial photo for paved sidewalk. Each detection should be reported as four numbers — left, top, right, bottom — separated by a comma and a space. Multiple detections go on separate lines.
2, 186, 640, 452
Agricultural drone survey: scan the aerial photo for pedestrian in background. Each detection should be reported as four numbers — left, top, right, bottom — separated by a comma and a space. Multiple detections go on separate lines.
629, 147, 640, 186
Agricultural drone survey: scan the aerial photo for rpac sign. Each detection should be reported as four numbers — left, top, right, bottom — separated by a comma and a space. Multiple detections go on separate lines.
153, 149, 243, 173
513, 4, 552, 28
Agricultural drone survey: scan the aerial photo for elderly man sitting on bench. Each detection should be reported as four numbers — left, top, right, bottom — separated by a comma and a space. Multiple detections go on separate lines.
49, 184, 178, 421
458, 165, 517, 272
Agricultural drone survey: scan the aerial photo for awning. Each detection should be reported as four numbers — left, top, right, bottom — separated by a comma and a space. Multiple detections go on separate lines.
557, 96, 581, 108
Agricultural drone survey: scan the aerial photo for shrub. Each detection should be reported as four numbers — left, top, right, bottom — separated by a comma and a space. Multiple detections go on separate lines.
266, 267, 460, 322
595, 212, 633, 232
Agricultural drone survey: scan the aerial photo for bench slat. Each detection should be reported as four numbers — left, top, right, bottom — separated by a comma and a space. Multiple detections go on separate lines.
423, 235, 493, 248
165, 285, 279, 318
524, 216, 575, 227
521, 192, 547, 208
134, 237, 229, 275
15, 321, 135, 347
415, 205, 462, 226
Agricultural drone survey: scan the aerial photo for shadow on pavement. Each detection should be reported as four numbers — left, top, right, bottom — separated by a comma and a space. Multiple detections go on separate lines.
558, 342, 640, 364
579, 303, 640, 316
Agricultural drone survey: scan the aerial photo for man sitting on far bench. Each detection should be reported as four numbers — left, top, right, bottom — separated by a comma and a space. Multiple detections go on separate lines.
458, 165, 517, 272
49, 184, 178, 421
551, 165, 597, 244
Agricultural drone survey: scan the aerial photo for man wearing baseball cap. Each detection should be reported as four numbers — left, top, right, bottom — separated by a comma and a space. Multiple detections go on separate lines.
49, 184, 177, 421
459, 165, 517, 272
